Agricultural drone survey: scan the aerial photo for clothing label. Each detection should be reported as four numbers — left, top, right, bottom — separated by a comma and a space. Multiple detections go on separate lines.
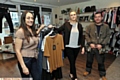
53, 45, 56, 50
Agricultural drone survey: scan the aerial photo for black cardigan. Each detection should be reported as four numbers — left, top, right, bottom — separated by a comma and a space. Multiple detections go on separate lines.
55, 22, 84, 47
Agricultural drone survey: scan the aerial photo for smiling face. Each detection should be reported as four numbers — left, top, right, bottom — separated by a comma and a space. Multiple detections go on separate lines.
25, 12, 34, 27
69, 11, 77, 21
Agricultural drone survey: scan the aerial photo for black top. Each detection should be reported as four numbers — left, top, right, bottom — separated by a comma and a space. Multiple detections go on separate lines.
55, 22, 84, 47
96, 25, 101, 35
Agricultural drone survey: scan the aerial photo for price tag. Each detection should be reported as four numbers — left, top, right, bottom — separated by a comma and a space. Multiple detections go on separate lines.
53, 45, 56, 50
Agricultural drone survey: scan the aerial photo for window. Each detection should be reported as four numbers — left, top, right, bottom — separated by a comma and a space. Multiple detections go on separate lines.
10, 12, 19, 28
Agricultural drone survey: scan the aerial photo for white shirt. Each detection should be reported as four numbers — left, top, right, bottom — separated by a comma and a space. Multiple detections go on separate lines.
66, 23, 80, 48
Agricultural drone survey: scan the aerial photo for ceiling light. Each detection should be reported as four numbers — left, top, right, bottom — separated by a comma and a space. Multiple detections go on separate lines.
34, 0, 36, 2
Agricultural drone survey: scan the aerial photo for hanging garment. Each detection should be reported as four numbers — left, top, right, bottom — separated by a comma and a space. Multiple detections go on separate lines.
42, 69, 52, 80
115, 32, 120, 48
110, 10, 114, 28
34, 9, 41, 24
107, 9, 112, 23
0, 7, 14, 33
41, 31, 64, 80
111, 10, 117, 28
104, 12, 109, 24
109, 31, 117, 47
51, 67, 63, 79
116, 6, 120, 26
37, 33, 44, 80
44, 34, 64, 73
113, 9, 117, 24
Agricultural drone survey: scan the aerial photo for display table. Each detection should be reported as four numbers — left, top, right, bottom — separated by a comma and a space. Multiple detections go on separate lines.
0, 51, 15, 60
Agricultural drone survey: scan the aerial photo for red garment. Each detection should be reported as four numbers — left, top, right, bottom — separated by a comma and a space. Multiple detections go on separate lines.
113, 10, 117, 24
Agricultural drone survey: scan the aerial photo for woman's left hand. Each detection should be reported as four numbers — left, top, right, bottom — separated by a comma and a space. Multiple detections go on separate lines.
81, 47, 85, 54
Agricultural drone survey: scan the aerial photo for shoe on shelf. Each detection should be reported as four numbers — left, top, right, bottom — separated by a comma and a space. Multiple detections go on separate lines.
83, 71, 90, 76
101, 76, 107, 80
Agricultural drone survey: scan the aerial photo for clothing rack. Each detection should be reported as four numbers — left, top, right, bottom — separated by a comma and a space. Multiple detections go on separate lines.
38, 27, 64, 80
96, 6, 119, 12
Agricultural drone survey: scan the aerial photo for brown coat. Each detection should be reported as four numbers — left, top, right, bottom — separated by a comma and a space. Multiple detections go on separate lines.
85, 23, 110, 45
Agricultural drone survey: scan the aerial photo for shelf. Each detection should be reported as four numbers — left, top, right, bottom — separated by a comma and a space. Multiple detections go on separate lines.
79, 21, 93, 23
79, 12, 93, 14
77, 12, 93, 16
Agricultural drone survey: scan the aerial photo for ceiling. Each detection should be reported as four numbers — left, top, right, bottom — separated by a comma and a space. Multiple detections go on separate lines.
19, 0, 90, 6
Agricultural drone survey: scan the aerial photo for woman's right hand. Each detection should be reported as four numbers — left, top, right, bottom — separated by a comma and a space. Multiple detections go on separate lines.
22, 66, 29, 75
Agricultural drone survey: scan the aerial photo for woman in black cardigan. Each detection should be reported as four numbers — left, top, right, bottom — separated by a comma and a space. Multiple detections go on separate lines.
56, 11, 85, 80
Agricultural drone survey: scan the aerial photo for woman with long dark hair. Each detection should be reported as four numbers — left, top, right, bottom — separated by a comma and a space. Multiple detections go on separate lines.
14, 11, 44, 80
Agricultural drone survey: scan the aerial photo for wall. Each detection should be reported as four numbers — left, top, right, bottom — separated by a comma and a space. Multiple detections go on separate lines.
0, 0, 57, 24
0, 0, 56, 8
52, 7, 61, 25
52, 0, 120, 24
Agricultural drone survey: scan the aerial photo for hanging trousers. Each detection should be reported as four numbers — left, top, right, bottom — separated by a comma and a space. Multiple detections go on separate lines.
65, 47, 80, 79
0, 8, 14, 33
86, 48, 106, 77
34, 11, 41, 24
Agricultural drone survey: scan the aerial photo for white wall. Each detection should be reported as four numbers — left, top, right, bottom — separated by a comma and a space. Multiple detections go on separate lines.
52, 7, 61, 25
52, 0, 120, 24
0, 0, 56, 8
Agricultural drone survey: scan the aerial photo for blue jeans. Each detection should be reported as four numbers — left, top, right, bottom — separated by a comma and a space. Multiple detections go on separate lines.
86, 48, 106, 77
18, 57, 41, 80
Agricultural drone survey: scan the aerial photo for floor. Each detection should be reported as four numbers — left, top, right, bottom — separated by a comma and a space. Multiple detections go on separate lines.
0, 53, 116, 80
106, 55, 120, 80
62, 53, 116, 80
